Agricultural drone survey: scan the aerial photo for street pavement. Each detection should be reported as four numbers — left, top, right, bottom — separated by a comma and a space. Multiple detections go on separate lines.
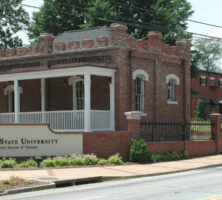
0, 155, 222, 181
1, 166, 222, 200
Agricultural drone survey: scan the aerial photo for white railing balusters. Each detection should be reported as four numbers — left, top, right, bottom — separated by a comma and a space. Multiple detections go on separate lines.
0, 110, 111, 131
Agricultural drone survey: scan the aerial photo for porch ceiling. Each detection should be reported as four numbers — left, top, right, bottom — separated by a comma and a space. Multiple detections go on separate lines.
0, 66, 116, 82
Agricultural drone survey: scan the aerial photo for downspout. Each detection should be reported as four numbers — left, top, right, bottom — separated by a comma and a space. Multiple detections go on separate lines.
182, 59, 186, 121
128, 50, 133, 110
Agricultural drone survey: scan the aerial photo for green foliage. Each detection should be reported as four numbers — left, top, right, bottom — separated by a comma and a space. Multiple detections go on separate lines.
107, 153, 123, 165
40, 157, 56, 167
98, 159, 108, 165
28, 0, 193, 45
195, 99, 206, 120
129, 139, 148, 163
53, 156, 71, 166
19, 158, 38, 168
69, 155, 85, 165
193, 38, 222, 73
82, 154, 99, 165
0, 158, 17, 168
0, 0, 29, 49
149, 151, 186, 163
190, 49, 200, 78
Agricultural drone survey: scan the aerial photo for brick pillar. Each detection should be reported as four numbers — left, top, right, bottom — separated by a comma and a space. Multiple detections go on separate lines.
125, 111, 143, 139
110, 23, 128, 46
39, 33, 55, 54
209, 113, 221, 153
147, 31, 162, 52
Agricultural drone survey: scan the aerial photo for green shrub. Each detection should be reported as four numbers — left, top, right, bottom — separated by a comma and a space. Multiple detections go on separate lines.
0, 158, 17, 168
53, 156, 71, 166
40, 158, 56, 167
195, 98, 206, 120
82, 154, 99, 165
98, 159, 108, 165
19, 158, 38, 168
107, 153, 123, 165
69, 155, 85, 165
129, 139, 148, 163
149, 151, 187, 163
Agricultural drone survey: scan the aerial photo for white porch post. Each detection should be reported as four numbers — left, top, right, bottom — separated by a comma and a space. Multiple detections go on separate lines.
110, 75, 115, 130
14, 80, 20, 123
84, 73, 91, 132
41, 78, 46, 122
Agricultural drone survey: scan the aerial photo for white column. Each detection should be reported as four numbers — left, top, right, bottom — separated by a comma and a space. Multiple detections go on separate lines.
110, 74, 115, 130
14, 80, 20, 123
41, 78, 46, 123
84, 73, 91, 132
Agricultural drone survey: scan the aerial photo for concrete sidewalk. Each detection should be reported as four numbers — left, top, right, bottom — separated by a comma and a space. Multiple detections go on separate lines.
0, 155, 222, 181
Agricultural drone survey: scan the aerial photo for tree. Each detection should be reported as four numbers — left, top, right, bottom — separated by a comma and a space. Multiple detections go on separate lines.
194, 99, 206, 120
28, 0, 193, 45
193, 37, 222, 73
0, 0, 29, 50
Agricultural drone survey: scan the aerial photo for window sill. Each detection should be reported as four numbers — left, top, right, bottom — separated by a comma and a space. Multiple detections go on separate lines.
167, 100, 178, 104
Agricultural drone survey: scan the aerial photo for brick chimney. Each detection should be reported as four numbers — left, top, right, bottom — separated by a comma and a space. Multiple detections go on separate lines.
39, 33, 55, 54
147, 31, 162, 52
176, 39, 190, 57
110, 23, 128, 45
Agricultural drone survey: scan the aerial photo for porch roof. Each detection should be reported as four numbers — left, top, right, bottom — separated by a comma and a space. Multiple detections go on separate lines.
0, 66, 116, 82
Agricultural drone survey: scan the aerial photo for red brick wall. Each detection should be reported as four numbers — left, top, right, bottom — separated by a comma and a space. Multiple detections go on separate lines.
185, 141, 216, 156
83, 131, 134, 160
147, 140, 217, 157
91, 76, 110, 110
147, 142, 185, 154
191, 71, 222, 118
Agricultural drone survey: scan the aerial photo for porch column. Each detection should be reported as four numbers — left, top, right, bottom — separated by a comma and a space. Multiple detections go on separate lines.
14, 80, 20, 123
41, 78, 46, 122
110, 75, 115, 130
84, 73, 91, 132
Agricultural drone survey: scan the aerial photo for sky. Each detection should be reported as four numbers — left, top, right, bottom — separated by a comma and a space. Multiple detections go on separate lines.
18, 0, 222, 44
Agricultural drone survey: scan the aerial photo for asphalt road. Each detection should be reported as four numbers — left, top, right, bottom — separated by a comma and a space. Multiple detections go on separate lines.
2, 166, 222, 200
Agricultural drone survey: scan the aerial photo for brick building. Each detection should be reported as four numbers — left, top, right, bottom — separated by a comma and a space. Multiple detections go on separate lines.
0, 23, 191, 132
191, 70, 222, 118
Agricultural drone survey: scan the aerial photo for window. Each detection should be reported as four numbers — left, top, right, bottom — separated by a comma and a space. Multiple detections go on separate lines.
135, 76, 144, 112
219, 79, 222, 88
166, 74, 179, 104
168, 81, 175, 101
8, 90, 14, 113
210, 77, 215, 87
73, 80, 84, 110
200, 76, 207, 86
132, 69, 149, 112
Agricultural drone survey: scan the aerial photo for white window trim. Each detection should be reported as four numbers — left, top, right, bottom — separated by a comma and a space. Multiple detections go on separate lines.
68, 76, 84, 110
4, 84, 23, 95
132, 69, 149, 81
210, 77, 215, 80
200, 76, 206, 79
219, 79, 222, 88
166, 74, 180, 85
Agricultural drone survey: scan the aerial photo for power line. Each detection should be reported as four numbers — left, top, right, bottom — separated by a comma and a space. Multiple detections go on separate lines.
20, 3, 222, 40
105, 0, 222, 29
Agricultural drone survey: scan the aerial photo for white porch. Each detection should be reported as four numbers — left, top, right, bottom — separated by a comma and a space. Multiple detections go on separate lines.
0, 66, 116, 132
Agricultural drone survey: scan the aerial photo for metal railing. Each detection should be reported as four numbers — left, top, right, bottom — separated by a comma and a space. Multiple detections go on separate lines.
140, 120, 213, 142
0, 110, 112, 132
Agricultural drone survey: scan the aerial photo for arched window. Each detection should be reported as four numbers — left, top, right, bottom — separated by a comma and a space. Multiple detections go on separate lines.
4, 85, 23, 113
135, 76, 144, 112
168, 80, 175, 101
166, 74, 180, 104
132, 69, 149, 112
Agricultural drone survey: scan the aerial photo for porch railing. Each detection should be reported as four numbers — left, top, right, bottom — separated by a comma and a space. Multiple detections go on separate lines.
0, 110, 112, 132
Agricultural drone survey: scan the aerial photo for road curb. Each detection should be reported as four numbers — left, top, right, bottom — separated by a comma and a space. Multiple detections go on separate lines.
0, 182, 55, 196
